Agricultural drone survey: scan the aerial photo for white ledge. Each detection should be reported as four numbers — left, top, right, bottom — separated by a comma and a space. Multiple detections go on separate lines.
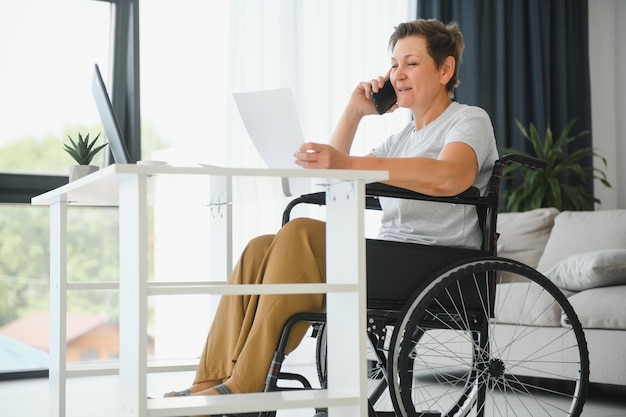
66, 358, 199, 377
65, 282, 357, 296
147, 389, 358, 417
147, 282, 356, 296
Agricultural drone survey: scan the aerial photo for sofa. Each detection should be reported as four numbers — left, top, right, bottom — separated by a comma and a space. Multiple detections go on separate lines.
496, 208, 626, 387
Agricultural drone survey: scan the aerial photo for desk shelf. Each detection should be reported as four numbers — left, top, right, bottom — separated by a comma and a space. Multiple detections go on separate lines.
66, 358, 199, 378
65, 281, 357, 296
147, 390, 359, 417
147, 282, 357, 296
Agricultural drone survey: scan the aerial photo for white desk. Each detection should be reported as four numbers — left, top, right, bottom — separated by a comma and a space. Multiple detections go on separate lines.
32, 164, 388, 417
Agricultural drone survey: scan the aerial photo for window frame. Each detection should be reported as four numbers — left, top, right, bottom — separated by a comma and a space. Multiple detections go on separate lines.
0, 174, 68, 204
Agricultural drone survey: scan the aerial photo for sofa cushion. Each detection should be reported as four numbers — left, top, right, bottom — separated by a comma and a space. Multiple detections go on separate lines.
495, 281, 566, 327
537, 210, 626, 273
545, 249, 626, 291
497, 207, 559, 268
567, 286, 626, 330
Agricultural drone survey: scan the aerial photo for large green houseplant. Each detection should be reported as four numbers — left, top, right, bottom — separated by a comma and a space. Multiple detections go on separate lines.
501, 118, 611, 212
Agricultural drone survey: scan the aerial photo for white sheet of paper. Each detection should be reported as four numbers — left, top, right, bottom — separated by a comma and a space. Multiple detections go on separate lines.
233, 88, 304, 169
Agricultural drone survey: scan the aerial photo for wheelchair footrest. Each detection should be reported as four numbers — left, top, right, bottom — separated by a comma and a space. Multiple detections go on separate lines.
276, 372, 312, 389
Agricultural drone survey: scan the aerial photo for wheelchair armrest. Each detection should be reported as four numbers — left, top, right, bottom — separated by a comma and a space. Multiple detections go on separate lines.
281, 182, 483, 225
282, 155, 545, 223
365, 182, 481, 205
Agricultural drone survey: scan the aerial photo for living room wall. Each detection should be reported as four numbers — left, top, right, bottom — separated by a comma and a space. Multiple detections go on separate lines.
589, 0, 626, 210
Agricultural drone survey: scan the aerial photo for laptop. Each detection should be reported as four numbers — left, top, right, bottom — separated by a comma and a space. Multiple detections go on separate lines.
91, 64, 133, 164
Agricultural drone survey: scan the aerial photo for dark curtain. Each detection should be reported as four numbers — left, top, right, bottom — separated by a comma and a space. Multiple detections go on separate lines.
416, 0, 592, 166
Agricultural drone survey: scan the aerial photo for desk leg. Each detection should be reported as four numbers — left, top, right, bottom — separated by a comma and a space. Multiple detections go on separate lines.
49, 200, 67, 417
209, 175, 232, 280
118, 175, 149, 417
325, 180, 367, 417
209, 175, 233, 321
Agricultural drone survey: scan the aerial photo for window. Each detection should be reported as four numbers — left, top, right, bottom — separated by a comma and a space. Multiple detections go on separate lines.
0, 0, 113, 377
0, 0, 111, 176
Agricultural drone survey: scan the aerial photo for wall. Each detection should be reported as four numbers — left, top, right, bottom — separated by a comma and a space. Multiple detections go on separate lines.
589, 0, 626, 209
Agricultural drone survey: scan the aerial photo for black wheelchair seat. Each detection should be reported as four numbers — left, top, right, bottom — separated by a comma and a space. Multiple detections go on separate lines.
366, 239, 491, 309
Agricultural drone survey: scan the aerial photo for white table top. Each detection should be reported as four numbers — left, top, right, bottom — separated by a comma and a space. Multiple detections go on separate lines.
31, 163, 389, 207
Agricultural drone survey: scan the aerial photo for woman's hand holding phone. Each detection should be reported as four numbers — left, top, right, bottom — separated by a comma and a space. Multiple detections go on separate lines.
371, 78, 397, 115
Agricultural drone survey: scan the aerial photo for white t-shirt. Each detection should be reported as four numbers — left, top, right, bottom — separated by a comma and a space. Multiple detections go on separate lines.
371, 102, 499, 249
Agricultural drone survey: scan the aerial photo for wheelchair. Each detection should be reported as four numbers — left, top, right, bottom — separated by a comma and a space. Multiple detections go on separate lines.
262, 154, 589, 417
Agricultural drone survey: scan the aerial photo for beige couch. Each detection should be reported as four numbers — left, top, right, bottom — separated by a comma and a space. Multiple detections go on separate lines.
496, 208, 626, 387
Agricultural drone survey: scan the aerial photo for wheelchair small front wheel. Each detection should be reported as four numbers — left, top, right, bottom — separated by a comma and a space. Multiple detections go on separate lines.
315, 319, 397, 415
387, 257, 589, 417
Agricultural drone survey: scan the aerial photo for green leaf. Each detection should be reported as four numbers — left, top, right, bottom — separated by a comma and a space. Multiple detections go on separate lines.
63, 132, 107, 165
503, 117, 611, 212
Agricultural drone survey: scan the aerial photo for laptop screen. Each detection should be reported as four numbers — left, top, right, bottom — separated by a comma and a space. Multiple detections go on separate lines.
91, 64, 133, 164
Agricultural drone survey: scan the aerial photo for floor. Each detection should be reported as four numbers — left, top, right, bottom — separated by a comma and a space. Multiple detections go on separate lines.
0, 366, 323, 417
1, 366, 625, 416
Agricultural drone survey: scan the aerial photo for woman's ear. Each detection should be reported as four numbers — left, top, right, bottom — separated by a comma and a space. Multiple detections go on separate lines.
440, 56, 455, 85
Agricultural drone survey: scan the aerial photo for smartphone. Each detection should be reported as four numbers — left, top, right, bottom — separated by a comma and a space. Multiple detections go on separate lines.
371, 79, 397, 115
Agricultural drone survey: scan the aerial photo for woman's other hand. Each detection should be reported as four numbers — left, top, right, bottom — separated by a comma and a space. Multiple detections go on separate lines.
294, 142, 349, 169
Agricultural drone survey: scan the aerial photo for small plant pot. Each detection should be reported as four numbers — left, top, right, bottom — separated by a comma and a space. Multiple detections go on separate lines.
69, 165, 99, 182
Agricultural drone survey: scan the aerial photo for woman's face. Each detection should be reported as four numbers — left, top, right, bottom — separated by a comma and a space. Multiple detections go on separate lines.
390, 35, 446, 111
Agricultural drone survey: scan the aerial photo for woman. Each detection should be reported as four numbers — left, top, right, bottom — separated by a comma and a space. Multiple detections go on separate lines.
165, 18, 498, 398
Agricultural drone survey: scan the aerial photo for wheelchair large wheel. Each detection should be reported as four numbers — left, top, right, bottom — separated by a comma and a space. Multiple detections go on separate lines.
387, 257, 589, 417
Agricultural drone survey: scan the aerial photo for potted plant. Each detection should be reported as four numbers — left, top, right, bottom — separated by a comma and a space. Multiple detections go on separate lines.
501, 118, 611, 212
64, 132, 107, 181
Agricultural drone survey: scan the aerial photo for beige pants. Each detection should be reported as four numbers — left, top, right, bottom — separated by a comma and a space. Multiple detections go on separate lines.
193, 217, 326, 392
